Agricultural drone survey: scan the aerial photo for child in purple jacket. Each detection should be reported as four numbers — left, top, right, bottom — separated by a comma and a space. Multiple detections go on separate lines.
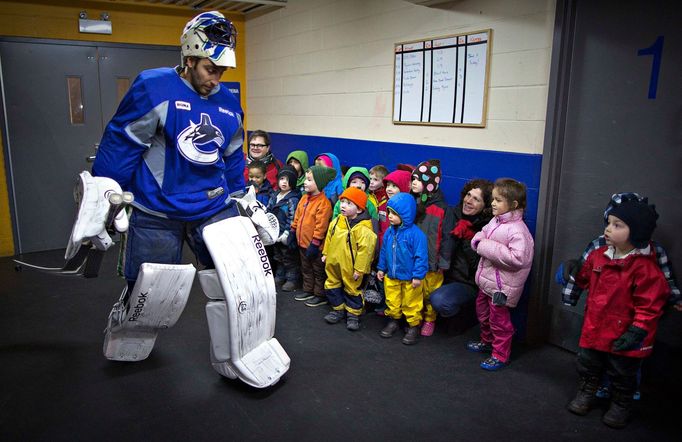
469, 178, 534, 371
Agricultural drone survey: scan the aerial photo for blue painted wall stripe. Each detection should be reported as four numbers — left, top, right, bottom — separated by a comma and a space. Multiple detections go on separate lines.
266, 132, 543, 234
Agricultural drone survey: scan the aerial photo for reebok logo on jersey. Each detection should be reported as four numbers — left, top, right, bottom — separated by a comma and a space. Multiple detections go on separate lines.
175, 101, 191, 111
218, 107, 234, 117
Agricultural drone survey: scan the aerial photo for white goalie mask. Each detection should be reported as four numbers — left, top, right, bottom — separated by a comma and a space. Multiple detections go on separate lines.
181, 11, 237, 68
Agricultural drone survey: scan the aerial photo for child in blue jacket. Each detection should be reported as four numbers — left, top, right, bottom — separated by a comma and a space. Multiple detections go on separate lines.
376, 193, 429, 345
267, 166, 302, 291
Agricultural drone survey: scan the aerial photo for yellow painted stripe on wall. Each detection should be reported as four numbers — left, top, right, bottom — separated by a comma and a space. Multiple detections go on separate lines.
0, 134, 12, 256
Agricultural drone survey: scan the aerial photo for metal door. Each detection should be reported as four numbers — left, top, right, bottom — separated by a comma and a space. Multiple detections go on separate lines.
0, 41, 102, 253
544, 1, 682, 350
0, 40, 178, 253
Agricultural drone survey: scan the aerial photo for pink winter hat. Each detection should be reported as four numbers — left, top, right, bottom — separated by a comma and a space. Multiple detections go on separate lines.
383, 170, 412, 193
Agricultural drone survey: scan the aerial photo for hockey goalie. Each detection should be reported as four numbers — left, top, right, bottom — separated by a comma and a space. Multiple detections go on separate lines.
17, 11, 290, 388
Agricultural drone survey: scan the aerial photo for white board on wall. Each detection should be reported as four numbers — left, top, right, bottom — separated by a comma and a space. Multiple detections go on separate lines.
393, 30, 491, 127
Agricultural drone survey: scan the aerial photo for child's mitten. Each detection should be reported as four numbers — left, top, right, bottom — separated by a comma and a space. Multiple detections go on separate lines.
554, 259, 580, 286
612, 325, 647, 352
305, 243, 320, 258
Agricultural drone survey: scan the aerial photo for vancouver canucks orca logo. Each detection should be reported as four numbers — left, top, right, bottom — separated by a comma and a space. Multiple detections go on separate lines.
177, 113, 225, 164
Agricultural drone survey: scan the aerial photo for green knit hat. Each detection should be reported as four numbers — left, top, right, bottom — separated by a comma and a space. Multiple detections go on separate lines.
308, 165, 336, 190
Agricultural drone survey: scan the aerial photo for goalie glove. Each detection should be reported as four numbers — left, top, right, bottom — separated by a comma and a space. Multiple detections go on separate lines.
233, 186, 279, 245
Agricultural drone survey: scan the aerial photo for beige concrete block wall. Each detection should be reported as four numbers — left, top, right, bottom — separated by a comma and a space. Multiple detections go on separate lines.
246, 0, 555, 155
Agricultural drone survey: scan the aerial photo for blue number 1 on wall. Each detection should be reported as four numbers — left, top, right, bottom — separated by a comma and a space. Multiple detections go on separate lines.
637, 36, 664, 99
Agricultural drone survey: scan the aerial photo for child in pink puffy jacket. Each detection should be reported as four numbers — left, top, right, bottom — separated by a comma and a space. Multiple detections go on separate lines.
468, 178, 534, 371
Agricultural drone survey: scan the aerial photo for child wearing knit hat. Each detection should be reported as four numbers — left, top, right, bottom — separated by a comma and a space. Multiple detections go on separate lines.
379, 169, 412, 243
384, 169, 412, 198
267, 165, 302, 292
556, 192, 682, 405
410, 160, 455, 338
321, 187, 377, 330
378, 168, 413, 254
557, 194, 670, 428
331, 167, 379, 222
290, 166, 335, 306
313, 153, 345, 207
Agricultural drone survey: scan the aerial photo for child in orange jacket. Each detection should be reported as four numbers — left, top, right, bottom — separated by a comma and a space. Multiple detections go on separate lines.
290, 165, 335, 307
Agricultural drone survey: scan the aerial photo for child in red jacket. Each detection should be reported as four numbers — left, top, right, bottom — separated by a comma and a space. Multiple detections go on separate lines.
562, 195, 669, 428
410, 160, 454, 337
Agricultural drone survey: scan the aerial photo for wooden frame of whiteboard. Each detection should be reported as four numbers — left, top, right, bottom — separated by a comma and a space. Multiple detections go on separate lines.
392, 29, 492, 128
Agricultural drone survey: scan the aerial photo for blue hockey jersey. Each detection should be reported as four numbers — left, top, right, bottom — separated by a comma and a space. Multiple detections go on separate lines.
92, 67, 245, 221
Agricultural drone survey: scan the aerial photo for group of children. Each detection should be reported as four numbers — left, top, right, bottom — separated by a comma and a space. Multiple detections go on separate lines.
245, 143, 680, 429
246, 149, 536, 368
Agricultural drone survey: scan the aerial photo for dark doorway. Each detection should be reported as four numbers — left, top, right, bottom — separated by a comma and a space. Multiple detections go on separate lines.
536, 0, 682, 351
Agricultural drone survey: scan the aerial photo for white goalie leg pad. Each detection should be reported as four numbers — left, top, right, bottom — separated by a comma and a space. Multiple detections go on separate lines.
199, 270, 238, 379
66, 171, 128, 260
103, 263, 196, 361
202, 217, 290, 388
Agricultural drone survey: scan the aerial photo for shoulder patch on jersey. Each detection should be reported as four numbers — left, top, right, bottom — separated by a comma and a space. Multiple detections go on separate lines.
218, 107, 234, 117
175, 101, 191, 111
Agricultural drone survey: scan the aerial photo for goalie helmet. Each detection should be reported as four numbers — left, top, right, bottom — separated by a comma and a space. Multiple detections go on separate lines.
181, 11, 237, 68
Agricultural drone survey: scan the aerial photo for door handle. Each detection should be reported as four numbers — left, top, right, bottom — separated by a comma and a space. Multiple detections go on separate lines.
86, 143, 99, 162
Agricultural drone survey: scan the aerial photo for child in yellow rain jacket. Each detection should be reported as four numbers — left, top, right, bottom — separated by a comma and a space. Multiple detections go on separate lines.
321, 187, 377, 331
